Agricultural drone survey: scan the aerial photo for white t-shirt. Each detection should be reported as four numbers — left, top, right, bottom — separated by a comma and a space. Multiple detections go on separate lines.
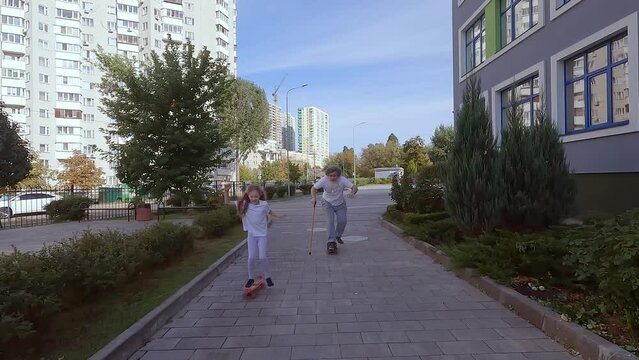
313, 175, 354, 206
234, 200, 270, 236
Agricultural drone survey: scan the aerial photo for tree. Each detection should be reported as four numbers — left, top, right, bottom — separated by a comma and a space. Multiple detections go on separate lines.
0, 103, 31, 188
218, 78, 269, 181
324, 147, 354, 178
288, 162, 302, 183
96, 40, 230, 200
498, 106, 547, 229
57, 151, 105, 189
385, 133, 402, 167
445, 77, 501, 236
259, 161, 279, 181
14, 155, 57, 189
401, 136, 430, 170
239, 164, 257, 182
428, 125, 455, 165
532, 105, 576, 225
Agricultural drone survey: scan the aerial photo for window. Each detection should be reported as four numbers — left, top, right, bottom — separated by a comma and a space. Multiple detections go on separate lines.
164, 9, 184, 19
117, 34, 139, 45
185, 31, 194, 41
55, 59, 80, 69
56, 8, 80, 20
83, 130, 95, 138
1, 68, 25, 79
39, 144, 50, 153
217, 37, 229, 48
162, 24, 182, 34
84, 98, 94, 106
82, 17, 94, 27
82, 33, 94, 43
58, 26, 81, 36
464, 15, 485, 74
57, 92, 81, 102
39, 74, 49, 83
39, 126, 50, 135
39, 109, 50, 118
501, 0, 539, 46
56, 42, 81, 52
185, 17, 194, 25
2, 32, 24, 44
41, 159, 50, 167
38, 22, 49, 32
565, 33, 629, 133
117, 4, 138, 14
556, 0, 570, 9
216, 11, 229, 23
55, 109, 82, 119
57, 126, 78, 135
83, 113, 95, 122
142, 6, 148, 15
38, 5, 48, 14
2, 15, 24, 26
38, 56, 49, 67
216, 24, 229, 36
38, 39, 49, 49
3, 0, 24, 9
1, 86, 26, 96
501, 75, 540, 129
142, 22, 148, 30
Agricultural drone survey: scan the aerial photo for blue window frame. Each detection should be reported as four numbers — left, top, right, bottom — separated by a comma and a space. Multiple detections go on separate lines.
501, 0, 539, 47
564, 33, 630, 134
501, 75, 540, 130
556, 0, 571, 9
464, 14, 485, 74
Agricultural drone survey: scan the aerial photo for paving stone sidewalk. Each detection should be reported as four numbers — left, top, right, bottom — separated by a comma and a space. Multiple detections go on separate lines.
132, 188, 576, 360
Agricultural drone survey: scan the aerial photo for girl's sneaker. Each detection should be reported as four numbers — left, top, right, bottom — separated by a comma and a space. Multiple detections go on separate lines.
336, 236, 344, 244
245, 279, 255, 288
266, 278, 274, 287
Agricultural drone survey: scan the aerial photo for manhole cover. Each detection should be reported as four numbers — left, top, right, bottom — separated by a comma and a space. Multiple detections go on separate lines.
341, 235, 368, 242
307, 227, 327, 232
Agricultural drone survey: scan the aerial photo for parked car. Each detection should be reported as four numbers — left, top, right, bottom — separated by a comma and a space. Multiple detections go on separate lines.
0, 192, 62, 219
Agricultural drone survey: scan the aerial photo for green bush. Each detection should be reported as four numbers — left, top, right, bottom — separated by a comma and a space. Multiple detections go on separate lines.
390, 167, 444, 214
265, 186, 276, 200
564, 210, 639, 333
275, 185, 287, 198
193, 205, 238, 238
385, 204, 404, 223
0, 223, 197, 347
299, 184, 312, 195
288, 185, 296, 196
404, 218, 462, 246
403, 211, 449, 225
44, 195, 92, 221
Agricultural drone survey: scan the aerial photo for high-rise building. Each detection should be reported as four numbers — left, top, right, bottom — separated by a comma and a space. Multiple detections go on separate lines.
452, 0, 638, 214
282, 112, 296, 152
297, 106, 329, 166
267, 103, 283, 148
1, 0, 237, 186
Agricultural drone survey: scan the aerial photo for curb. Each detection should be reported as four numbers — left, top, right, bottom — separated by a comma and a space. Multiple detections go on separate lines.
379, 217, 638, 360
89, 239, 248, 360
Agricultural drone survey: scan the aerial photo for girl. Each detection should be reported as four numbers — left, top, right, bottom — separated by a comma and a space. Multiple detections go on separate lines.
310, 166, 358, 251
223, 183, 277, 288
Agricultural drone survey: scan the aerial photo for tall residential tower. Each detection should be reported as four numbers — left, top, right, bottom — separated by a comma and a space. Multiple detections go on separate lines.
297, 106, 329, 166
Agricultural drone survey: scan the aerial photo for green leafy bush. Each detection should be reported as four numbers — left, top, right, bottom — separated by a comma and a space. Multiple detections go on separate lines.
403, 211, 449, 225
299, 184, 312, 195
193, 205, 238, 238
564, 210, 639, 332
44, 195, 92, 221
0, 223, 197, 348
275, 185, 287, 198
265, 186, 276, 200
404, 218, 462, 246
384, 205, 404, 223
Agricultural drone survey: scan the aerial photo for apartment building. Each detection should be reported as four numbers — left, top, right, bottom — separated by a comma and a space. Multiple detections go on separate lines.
0, 0, 237, 186
453, 0, 639, 214
267, 103, 283, 148
297, 106, 329, 167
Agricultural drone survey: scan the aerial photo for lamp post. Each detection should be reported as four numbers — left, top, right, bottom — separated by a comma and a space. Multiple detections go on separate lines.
286, 83, 308, 197
352, 121, 367, 186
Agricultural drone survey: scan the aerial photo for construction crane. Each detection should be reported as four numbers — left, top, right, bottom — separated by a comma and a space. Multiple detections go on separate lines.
272, 74, 288, 105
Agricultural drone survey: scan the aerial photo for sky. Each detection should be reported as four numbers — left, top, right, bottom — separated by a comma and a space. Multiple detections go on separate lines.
237, 0, 453, 154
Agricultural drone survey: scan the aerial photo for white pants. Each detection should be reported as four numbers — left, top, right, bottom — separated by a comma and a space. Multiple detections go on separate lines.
247, 234, 271, 279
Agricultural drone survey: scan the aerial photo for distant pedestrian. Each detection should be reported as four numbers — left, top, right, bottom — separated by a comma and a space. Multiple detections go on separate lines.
310, 166, 358, 251
224, 183, 280, 288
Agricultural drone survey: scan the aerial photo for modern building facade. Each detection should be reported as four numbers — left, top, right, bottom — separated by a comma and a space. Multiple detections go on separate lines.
453, 0, 639, 214
297, 106, 329, 166
1, 0, 237, 186
267, 103, 283, 148
282, 112, 296, 152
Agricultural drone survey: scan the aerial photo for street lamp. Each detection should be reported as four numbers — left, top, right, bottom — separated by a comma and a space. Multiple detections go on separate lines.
352, 121, 367, 186
285, 83, 308, 197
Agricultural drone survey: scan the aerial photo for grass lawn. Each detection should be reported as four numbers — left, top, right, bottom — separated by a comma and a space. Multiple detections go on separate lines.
29, 225, 246, 360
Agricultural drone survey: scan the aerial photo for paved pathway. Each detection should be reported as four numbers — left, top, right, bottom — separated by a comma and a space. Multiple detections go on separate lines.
131, 187, 575, 360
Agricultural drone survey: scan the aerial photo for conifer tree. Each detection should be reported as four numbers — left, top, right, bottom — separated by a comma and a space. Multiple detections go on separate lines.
444, 77, 501, 236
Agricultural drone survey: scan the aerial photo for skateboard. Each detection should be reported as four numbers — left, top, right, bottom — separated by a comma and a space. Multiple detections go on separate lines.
327, 241, 337, 255
243, 276, 265, 297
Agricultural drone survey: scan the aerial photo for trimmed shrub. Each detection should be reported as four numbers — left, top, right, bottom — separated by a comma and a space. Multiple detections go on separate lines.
44, 195, 92, 221
385, 204, 404, 224
0, 223, 197, 347
275, 185, 287, 198
404, 218, 462, 246
193, 205, 238, 238
265, 186, 276, 200
403, 211, 449, 225
299, 184, 312, 195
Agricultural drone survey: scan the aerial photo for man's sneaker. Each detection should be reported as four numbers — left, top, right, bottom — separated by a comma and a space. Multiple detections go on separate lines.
266, 278, 274, 287
336, 236, 344, 244
245, 279, 255, 288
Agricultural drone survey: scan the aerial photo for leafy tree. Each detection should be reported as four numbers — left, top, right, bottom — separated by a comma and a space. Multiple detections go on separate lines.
532, 105, 576, 224
288, 162, 302, 183
14, 155, 57, 189
387, 133, 399, 145
406, 160, 417, 175
95, 40, 230, 200
401, 136, 430, 170
385, 133, 402, 167
445, 77, 501, 236
57, 150, 105, 189
428, 125, 455, 165
498, 107, 547, 229
239, 164, 257, 182
218, 78, 269, 181
258, 160, 279, 181
324, 146, 354, 178
0, 103, 31, 188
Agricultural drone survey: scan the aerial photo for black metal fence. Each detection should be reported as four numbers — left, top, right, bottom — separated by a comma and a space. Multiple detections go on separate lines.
0, 181, 246, 230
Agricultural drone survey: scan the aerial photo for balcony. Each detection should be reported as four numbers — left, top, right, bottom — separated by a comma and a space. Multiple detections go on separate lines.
1, 42, 26, 55
1, 58, 26, 71
0, 95, 26, 107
